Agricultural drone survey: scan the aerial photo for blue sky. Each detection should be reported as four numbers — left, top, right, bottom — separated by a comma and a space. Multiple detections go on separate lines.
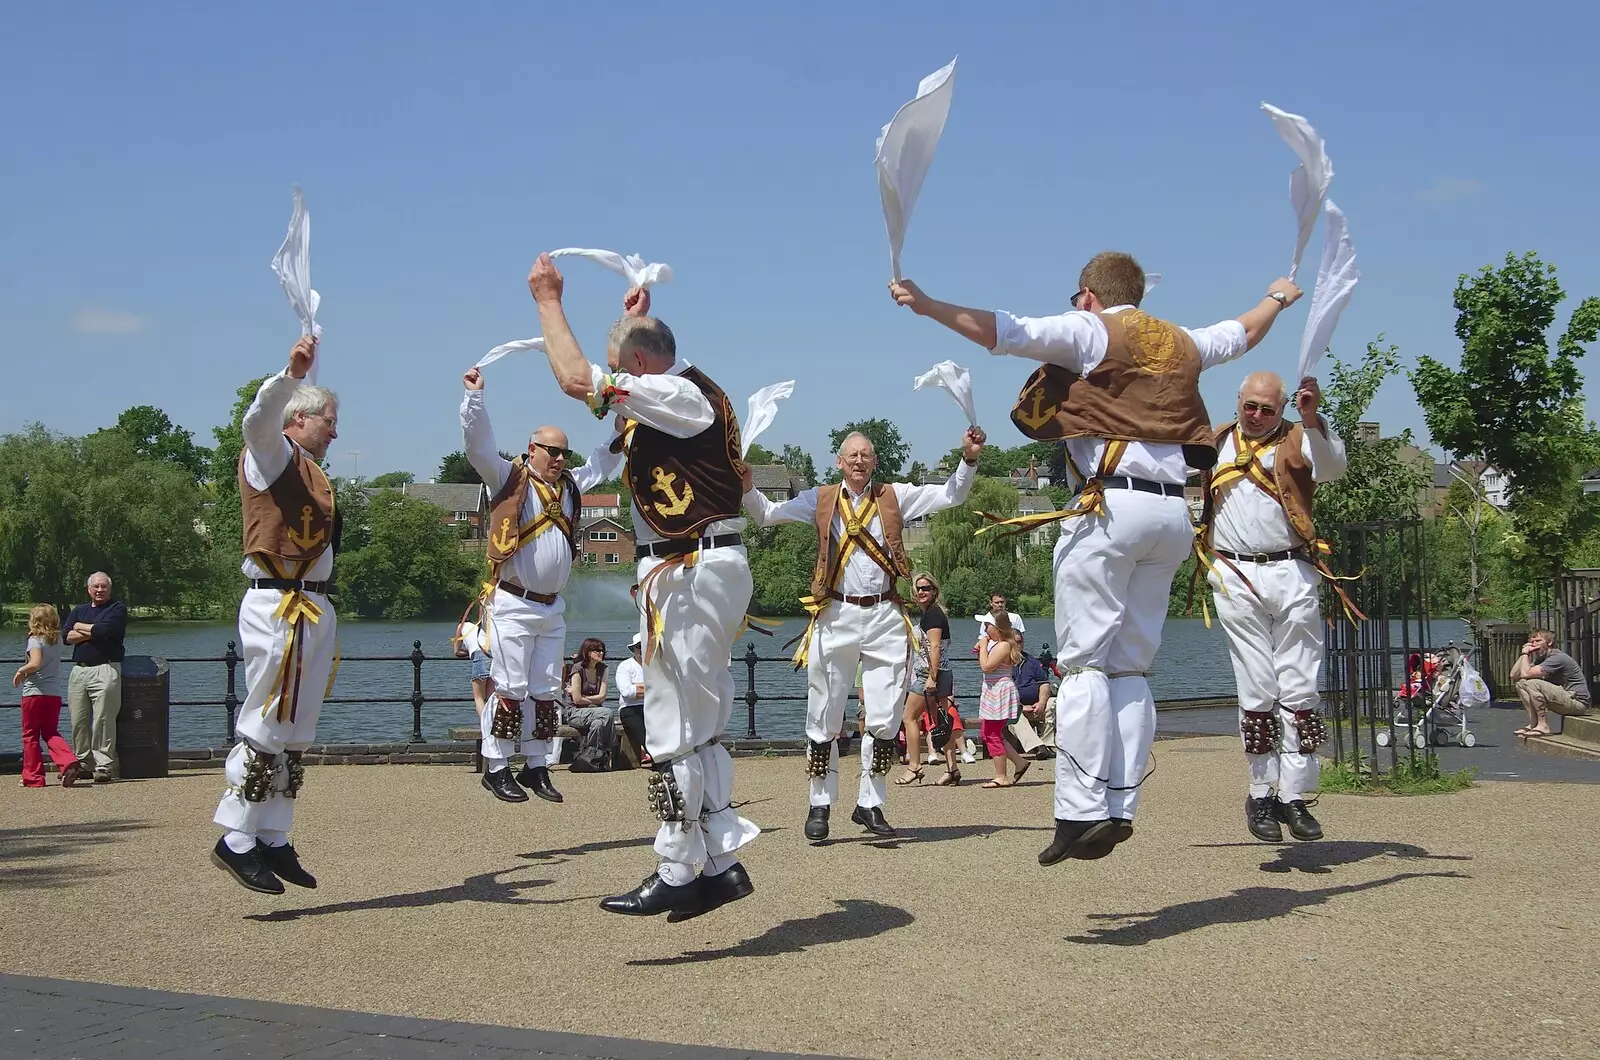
4, 2, 1597, 482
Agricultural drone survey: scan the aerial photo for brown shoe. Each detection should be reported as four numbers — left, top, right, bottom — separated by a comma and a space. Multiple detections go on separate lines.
60, 762, 82, 788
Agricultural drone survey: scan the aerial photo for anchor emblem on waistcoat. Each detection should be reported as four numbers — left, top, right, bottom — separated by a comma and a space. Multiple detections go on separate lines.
650, 466, 694, 517
491, 516, 517, 553
285, 505, 326, 550
1015, 390, 1056, 432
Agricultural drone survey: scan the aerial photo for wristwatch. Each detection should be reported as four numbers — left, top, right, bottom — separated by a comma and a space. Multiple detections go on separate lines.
1267, 291, 1288, 307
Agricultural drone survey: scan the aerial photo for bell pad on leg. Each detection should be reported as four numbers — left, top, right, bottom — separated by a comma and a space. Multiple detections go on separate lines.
490, 696, 523, 740
869, 736, 897, 776
283, 751, 306, 798
1241, 710, 1281, 756
646, 767, 687, 822
1293, 709, 1328, 754
240, 745, 279, 803
533, 699, 559, 740
804, 740, 832, 779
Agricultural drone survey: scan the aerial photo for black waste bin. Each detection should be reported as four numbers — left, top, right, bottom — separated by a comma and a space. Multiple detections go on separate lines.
117, 656, 169, 779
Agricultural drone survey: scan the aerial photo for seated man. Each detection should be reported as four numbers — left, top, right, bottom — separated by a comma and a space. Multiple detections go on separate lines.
1512, 629, 1592, 736
1013, 647, 1055, 758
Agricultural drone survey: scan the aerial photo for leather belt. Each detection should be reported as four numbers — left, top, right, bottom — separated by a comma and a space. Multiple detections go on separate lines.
639, 533, 744, 560
250, 579, 330, 593
1100, 475, 1186, 498
827, 590, 896, 607
496, 580, 560, 604
1216, 548, 1308, 564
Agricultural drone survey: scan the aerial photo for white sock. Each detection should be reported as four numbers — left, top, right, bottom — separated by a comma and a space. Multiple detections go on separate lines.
484, 756, 508, 774
224, 831, 255, 854
258, 829, 288, 848
657, 861, 695, 887
704, 852, 740, 877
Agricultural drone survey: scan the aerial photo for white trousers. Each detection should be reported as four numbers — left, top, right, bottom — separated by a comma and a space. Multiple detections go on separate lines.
214, 588, 338, 847
479, 588, 566, 770
803, 600, 909, 810
1210, 557, 1324, 801
638, 546, 760, 869
1051, 489, 1192, 822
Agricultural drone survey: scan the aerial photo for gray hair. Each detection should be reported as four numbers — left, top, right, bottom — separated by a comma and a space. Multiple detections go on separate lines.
836, 431, 875, 457
86, 571, 112, 588
283, 385, 339, 426
1237, 373, 1289, 405
607, 317, 676, 364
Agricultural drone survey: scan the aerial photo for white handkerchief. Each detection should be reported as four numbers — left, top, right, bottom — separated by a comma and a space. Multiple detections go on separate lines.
742, 380, 796, 459
913, 359, 977, 426
549, 248, 673, 288
270, 187, 323, 381
876, 58, 957, 280
1296, 201, 1358, 382
1261, 103, 1334, 282
1144, 272, 1163, 297
475, 337, 546, 370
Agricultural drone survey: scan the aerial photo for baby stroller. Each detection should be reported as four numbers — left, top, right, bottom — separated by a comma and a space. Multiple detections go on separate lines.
1379, 644, 1482, 749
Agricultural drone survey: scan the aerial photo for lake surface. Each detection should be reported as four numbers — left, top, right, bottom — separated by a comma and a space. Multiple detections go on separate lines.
1, 603, 1470, 752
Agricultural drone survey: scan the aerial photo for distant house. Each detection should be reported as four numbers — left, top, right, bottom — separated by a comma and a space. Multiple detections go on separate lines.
390, 482, 490, 538
1008, 457, 1051, 493
749, 464, 808, 502
581, 493, 622, 521
580, 516, 634, 568
1016, 494, 1059, 548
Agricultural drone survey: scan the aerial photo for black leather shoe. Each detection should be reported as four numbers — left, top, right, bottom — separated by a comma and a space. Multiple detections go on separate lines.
667, 863, 755, 923
517, 765, 564, 803
211, 838, 285, 895
1247, 795, 1284, 842
483, 767, 529, 803
1275, 799, 1323, 841
850, 805, 896, 837
804, 805, 830, 841
1109, 818, 1134, 847
599, 872, 699, 917
1038, 818, 1115, 866
259, 842, 318, 889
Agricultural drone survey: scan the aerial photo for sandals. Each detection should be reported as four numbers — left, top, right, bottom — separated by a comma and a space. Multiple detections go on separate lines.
936, 769, 961, 787
981, 779, 1015, 789
1013, 761, 1032, 783
894, 767, 925, 786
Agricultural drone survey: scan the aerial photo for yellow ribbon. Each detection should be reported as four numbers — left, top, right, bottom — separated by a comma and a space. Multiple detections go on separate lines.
974, 441, 1127, 539
267, 588, 325, 724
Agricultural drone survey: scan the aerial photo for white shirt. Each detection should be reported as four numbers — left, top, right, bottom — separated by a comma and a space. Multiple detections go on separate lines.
991, 305, 1249, 486
241, 370, 334, 582
742, 462, 976, 596
587, 359, 745, 546
615, 656, 645, 707
456, 621, 488, 654
1211, 422, 1348, 554
461, 389, 619, 595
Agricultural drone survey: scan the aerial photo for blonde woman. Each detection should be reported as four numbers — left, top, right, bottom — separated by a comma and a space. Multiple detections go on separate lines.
977, 610, 1031, 788
897, 571, 962, 786
13, 605, 81, 788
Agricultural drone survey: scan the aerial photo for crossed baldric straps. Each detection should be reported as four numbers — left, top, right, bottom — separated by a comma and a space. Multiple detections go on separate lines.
790, 486, 911, 669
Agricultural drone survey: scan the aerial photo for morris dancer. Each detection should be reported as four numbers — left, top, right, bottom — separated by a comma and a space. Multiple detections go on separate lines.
530, 254, 759, 921
460, 366, 619, 804
890, 253, 1302, 864
212, 336, 340, 895
1201, 371, 1345, 842
742, 428, 980, 840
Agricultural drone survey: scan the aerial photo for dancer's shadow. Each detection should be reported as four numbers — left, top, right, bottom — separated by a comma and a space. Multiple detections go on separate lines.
245, 868, 591, 923
627, 899, 914, 967
0, 819, 152, 860
1067, 871, 1469, 946
518, 827, 786, 865
815, 822, 1051, 850
1193, 840, 1474, 875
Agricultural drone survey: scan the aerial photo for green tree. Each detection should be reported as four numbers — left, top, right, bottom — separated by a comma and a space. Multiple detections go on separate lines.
744, 522, 818, 615
1412, 251, 1600, 575
745, 443, 777, 465
779, 444, 818, 487
337, 494, 480, 619
437, 450, 480, 484
827, 419, 910, 480
907, 460, 928, 485
924, 477, 1024, 613
92, 405, 212, 483
368, 470, 415, 488
1314, 339, 1433, 529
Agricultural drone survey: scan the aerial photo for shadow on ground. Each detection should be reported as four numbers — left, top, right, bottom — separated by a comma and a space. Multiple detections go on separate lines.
627, 898, 915, 967
1, 820, 151, 890
243, 868, 595, 923
1066, 871, 1470, 946
1192, 839, 1475, 875
814, 822, 1052, 850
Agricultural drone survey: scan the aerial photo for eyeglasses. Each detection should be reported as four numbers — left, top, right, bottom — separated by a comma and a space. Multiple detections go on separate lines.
1070, 288, 1088, 309
1241, 402, 1281, 418
533, 443, 571, 460
914, 584, 934, 593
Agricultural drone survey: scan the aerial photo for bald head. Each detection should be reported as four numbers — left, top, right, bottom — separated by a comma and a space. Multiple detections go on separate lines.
1237, 371, 1289, 439
527, 425, 571, 482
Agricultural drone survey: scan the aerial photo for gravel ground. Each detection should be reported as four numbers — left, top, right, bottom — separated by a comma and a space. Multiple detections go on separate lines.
2, 740, 1595, 1060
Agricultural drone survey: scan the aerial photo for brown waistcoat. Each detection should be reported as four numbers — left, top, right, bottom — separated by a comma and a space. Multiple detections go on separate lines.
485, 461, 580, 566
808, 483, 909, 598
1206, 421, 1317, 545
1010, 309, 1217, 469
239, 441, 336, 570
624, 366, 747, 539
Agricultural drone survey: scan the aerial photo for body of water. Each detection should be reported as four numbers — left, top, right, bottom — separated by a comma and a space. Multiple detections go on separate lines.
1, 596, 1471, 752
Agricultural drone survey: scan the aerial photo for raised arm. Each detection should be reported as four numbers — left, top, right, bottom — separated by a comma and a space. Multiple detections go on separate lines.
528, 255, 593, 401
459, 368, 514, 491
1294, 377, 1347, 483
895, 428, 984, 521
569, 424, 625, 493
890, 279, 1104, 371
1237, 279, 1304, 351
741, 472, 820, 528
888, 279, 1000, 350
242, 337, 319, 486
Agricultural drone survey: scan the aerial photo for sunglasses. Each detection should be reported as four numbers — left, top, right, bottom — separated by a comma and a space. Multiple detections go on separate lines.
1241, 402, 1282, 418
914, 584, 934, 593
1070, 288, 1088, 309
533, 443, 571, 460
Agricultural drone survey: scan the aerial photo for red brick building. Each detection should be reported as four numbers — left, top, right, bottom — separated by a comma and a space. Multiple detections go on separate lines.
580, 516, 634, 567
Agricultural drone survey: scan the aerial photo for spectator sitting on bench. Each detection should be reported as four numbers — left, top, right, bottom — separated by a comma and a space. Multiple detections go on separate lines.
616, 634, 648, 766
1013, 646, 1055, 759
564, 638, 616, 772
1512, 629, 1592, 738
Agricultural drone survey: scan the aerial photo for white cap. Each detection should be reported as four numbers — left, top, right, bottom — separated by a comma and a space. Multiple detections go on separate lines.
629, 633, 643, 649
975, 611, 1026, 634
